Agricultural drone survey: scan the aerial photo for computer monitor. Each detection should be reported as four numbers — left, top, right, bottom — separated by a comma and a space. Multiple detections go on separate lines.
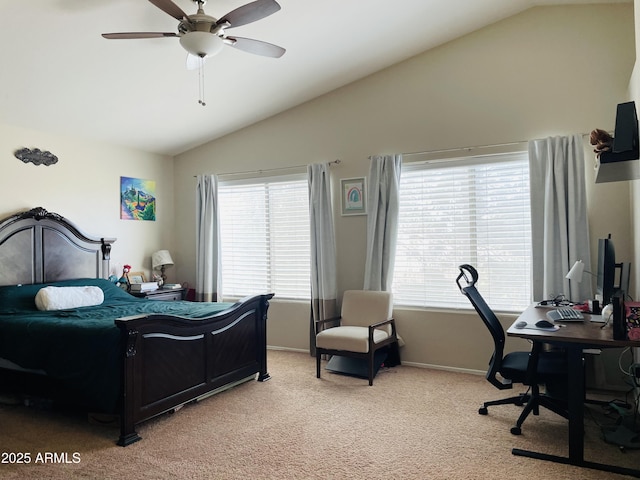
597, 236, 616, 305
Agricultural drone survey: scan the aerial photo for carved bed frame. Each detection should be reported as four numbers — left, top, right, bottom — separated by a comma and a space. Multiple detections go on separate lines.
0, 207, 273, 446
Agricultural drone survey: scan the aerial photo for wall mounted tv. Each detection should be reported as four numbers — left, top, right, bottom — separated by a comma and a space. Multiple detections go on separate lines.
595, 101, 640, 183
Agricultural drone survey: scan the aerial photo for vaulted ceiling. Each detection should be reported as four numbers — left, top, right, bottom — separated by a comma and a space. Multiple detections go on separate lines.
0, 0, 630, 156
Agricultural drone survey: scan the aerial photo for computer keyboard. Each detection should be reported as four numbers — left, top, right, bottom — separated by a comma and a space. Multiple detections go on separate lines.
546, 308, 584, 322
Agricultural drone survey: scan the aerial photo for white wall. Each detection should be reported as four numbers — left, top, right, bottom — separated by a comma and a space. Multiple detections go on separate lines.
0, 122, 176, 282
173, 4, 636, 370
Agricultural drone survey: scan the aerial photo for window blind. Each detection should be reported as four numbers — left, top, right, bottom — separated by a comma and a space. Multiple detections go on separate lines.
393, 152, 532, 312
218, 174, 310, 300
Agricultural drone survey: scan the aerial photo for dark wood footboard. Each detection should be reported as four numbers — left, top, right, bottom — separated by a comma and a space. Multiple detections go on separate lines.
115, 293, 273, 446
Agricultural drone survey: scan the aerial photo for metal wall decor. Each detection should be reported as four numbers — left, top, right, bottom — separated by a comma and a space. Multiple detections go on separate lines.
14, 148, 59, 166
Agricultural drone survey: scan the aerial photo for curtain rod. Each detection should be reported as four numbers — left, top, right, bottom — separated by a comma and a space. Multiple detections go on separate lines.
402, 133, 592, 158
403, 141, 527, 157
195, 159, 340, 178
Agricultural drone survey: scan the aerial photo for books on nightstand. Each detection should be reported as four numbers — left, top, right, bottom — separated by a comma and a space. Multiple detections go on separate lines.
130, 282, 159, 292
163, 283, 182, 290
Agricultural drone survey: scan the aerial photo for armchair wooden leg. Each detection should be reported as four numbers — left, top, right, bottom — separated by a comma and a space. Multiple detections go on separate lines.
316, 353, 321, 379
368, 352, 374, 386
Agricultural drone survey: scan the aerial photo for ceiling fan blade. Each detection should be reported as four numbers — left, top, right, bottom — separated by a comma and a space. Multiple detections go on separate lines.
226, 36, 285, 58
148, 0, 188, 21
218, 0, 281, 29
102, 32, 178, 39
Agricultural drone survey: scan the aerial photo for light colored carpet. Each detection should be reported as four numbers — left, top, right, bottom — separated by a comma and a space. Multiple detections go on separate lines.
1, 350, 638, 479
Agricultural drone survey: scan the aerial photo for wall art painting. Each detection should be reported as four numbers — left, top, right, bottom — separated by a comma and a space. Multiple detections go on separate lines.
120, 177, 156, 221
340, 177, 367, 216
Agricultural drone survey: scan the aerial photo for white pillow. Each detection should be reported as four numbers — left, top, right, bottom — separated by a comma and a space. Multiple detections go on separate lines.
35, 286, 104, 311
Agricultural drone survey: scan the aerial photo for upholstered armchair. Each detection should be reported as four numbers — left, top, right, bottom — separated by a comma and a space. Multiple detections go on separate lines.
315, 290, 400, 386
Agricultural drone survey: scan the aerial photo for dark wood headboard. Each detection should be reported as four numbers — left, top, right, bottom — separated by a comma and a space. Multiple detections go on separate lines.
0, 207, 116, 286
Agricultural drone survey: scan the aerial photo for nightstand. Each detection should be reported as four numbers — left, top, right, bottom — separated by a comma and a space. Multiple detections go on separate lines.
131, 288, 186, 301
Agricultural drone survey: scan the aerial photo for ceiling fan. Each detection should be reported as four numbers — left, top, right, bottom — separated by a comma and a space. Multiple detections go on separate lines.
102, 0, 286, 62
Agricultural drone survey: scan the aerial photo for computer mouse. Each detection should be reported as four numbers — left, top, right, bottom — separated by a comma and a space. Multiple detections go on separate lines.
514, 321, 527, 329
535, 319, 555, 329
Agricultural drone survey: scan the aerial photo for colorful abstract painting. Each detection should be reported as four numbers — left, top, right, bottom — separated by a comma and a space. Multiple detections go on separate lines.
120, 177, 156, 221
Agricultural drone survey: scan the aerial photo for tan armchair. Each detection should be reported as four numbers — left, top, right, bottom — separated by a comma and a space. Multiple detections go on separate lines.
315, 290, 400, 385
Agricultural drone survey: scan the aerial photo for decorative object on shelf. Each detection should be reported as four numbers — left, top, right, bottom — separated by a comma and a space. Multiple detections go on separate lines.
120, 177, 156, 221
14, 148, 58, 166
152, 250, 174, 284
340, 177, 367, 216
128, 271, 146, 284
589, 129, 613, 158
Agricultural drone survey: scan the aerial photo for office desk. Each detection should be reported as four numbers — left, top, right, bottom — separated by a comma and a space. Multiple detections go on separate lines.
507, 304, 640, 478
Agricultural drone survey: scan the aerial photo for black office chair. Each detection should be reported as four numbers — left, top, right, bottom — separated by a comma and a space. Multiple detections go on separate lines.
456, 264, 568, 435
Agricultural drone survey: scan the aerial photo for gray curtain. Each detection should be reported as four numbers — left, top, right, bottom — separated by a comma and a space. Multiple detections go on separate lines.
195, 174, 222, 302
363, 154, 402, 291
529, 135, 592, 303
308, 163, 338, 355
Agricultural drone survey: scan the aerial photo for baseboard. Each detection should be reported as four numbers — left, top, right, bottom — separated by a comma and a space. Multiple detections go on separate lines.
267, 346, 309, 354
266, 346, 487, 377
401, 361, 485, 377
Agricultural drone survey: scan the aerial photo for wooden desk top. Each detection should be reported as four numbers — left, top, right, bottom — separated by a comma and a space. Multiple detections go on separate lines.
507, 304, 640, 348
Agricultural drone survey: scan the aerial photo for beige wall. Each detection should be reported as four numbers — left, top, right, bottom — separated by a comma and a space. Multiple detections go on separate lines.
0, 4, 634, 374
0, 122, 176, 282
174, 4, 636, 371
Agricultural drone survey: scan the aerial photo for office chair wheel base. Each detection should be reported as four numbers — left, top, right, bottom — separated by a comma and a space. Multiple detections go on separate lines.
510, 426, 522, 435
478, 406, 488, 415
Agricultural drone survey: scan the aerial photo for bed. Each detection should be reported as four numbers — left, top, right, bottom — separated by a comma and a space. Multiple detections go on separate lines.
0, 207, 273, 446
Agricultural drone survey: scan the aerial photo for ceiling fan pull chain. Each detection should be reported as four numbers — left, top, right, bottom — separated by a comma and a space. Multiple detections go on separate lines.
198, 56, 206, 107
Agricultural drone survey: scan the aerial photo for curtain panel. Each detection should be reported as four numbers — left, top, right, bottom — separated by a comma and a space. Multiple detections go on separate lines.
529, 135, 592, 303
195, 174, 222, 302
363, 154, 402, 292
308, 163, 338, 355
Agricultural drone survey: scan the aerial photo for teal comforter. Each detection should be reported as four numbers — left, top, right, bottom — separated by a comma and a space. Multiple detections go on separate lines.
0, 278, 232, 413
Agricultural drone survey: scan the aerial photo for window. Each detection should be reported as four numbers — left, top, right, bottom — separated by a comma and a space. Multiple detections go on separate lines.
218, 174, 310, 300
392, 152, 531, 312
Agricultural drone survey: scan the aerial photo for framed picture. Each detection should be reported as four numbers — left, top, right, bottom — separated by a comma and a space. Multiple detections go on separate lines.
340, 177, 367, 216
120, 176, 156, 221
128, 272, 146, 284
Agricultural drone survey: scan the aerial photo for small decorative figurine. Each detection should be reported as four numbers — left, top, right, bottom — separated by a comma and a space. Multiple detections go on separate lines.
117, 264, 132, 290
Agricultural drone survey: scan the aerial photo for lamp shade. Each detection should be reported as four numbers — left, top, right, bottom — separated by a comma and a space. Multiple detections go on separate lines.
179, 31, 224, 57
152, 250, 174, 270
566, 260, 585, 282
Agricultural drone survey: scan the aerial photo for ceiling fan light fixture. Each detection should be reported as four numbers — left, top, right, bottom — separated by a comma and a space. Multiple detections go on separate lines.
179, 31, 223, 57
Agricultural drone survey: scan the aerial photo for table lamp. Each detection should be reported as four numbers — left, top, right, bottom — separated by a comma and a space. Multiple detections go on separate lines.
565, 260, 595, 282
566, 260, 586, 282
152, 250, 174, 284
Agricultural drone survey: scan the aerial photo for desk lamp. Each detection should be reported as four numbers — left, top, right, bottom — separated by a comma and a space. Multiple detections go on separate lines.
565, 260, 595, 282
152, 250, 174, 284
